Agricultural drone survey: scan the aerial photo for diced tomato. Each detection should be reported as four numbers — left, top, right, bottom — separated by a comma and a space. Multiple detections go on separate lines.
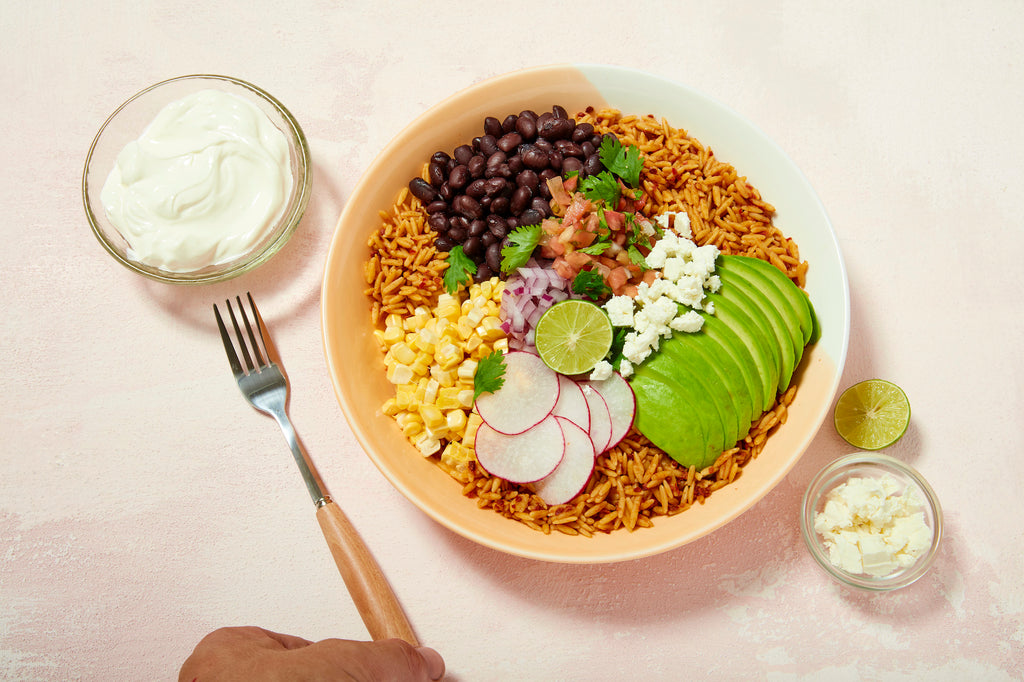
608, 266, 631, 294
552, 258, 577, 281
547, 176, 573, 209
604, 210, 626, 233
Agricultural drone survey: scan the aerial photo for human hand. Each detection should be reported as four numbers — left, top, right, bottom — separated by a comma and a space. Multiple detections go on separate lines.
179, 626, 445, 681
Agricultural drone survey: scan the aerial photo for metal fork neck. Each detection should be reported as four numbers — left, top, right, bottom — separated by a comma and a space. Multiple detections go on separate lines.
270, 411, 332, 508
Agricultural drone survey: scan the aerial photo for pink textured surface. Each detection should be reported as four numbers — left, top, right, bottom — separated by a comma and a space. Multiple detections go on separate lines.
2, 2, 1023, 680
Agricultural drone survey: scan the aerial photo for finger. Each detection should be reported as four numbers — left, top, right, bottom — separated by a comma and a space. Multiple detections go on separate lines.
255, 627, 315, 651
291, 637, 445, 681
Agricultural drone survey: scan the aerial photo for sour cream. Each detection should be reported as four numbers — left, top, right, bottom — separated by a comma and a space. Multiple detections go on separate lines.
101, 89, 293, 273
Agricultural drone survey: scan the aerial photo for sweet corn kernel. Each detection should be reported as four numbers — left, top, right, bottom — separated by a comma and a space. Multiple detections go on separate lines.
463, 336, 483, 354
382, 325, 405, 346
381, 398, 399, 416
457, 359, 478, 381
462, 412, 483, 448
410, 357, 430, 377
435, 342, 463, 370
467, 307, 485, 325
394, 384, 415, 409
435, 294, 461, 321
492, 338, 509, 354
385, 313, 404, 329
477, 316, 504, 341
457, 388, 475, 408
414, 433, 440, 457
389, 342, 416, 366
386, 363, 414, 385
402, 420, 423, 438
436, 387, 463, 411
423, 378, 439, 405
441, 441, 474, 468
456, 316, 475, 340
418, 403, 446, 431
445, 409, 467, 434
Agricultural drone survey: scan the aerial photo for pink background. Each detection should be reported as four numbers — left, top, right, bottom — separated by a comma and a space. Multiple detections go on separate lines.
2, 2, 1022, 680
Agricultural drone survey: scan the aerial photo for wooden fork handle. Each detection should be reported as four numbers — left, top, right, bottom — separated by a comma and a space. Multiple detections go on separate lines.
315, 501, 419, 645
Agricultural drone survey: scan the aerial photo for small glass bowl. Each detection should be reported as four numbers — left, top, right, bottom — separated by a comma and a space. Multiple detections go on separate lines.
82, 75, 312, 284
800, 452, 942, 591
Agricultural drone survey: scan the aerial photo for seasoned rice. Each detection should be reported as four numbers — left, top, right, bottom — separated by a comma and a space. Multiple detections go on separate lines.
365, 107, 809, 534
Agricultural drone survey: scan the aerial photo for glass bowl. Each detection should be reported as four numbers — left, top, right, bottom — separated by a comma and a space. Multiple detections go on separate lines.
800, 452, 942, 591
83, 74, 311, 284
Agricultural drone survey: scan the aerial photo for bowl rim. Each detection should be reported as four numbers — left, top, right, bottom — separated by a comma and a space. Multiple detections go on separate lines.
800, 451, 943, 591
321, 63, 851, 562
82, 73, 312, 285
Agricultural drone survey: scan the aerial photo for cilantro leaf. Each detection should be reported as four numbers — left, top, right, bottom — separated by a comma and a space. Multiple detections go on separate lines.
579, 171, 620, 206
598, 135, 644, 187
442, 245, 476, 294
626, 244, 649, 269
500, 223, 543, 274
576, 241, 611, 256
473, 351, 506, 401
571, 270, 612, 300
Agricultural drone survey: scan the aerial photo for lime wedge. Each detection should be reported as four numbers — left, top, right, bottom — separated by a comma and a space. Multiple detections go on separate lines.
833, 379, 911, 450
534, 300, 613, 376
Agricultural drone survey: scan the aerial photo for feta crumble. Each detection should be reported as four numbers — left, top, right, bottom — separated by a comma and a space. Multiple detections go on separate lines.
601, 221, 720, 374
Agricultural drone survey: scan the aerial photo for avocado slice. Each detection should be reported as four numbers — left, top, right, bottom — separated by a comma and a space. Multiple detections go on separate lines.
630, 365, 715, 469
719, 255, 815, 346
700, 312, 765, 422
662, 330, 754, 445
653, 333, 743, 449
714, 267, 800, 392
704, 290, 780, 410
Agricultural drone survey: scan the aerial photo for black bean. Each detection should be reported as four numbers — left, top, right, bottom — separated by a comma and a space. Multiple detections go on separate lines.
510, 186, 532, 214
431, 151, 451, 166
484, 177, 507, 196
473, 263, 493, 283
468, 155, 486, 178
453, 144, 474, 165
581, 141, 595, 157
466, 179, 487, 198
447, 226, 467, 242
552, 104, 568, 119
507, 154, 524, 174
521, 146, 549, 170
468, 219, 487, 237
483, 117, 502, 137
428, 161, 446, 188
497, 132, 522, 153
450, 215, 470, 232
452, 194, 482, 220
501, 114, 518, 134
408, 178, 438, 203
518, 109, 538, 122
448, 164, 469, 189
516, 169, 539, 190
479, 195, 492, 210
533, 138, 553, 154
515, 115, 537, 140
561, 157, 583, 175
463, 236, 482, 257
427, 213, 448, 232
478, 135, 499, 156
572, 122, 594, 143
485, 150, 506, 171
583, 153, 603, 176
425, 200, 448, 214
519, 208, 543, 226
548, 151, 563, 172
530, 197, 550, 216
438, 182, 453, 201
481, 232, 498, 248
434, 235, 454, 252
488, 216, 509, 239
485, 242, 502, 273
490, 195, 510, 215
555, 139, 583, 157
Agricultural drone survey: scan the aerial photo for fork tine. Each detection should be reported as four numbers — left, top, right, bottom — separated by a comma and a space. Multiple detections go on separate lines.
225, 298, 256, 372
247, 292, 281, 366
236, 295, 267, 368
214, 303, 244, 377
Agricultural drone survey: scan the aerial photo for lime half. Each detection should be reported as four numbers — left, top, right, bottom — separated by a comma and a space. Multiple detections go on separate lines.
834, 379, 911, 450
534, 299, 613, 376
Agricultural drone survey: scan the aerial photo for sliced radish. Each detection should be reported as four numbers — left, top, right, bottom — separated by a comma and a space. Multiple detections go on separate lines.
475, 351, 560, 435
474, 415, 564, 483
580, 383, 612, 454
533, 417, 596, 506
552, 374, 590, 432
580, 373, 636, 451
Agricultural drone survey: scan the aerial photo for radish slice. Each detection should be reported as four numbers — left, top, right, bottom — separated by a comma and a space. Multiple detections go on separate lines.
580, 373, 636, 451
533, 417, 596, 505
475, 351, 559, 435
474, 415, 564, 483
580, 383, 612, 454
552, 374, 590, 432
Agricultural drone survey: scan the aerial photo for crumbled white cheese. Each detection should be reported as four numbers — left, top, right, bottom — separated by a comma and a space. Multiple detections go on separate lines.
813, 474, 933, 577
588, 360, 614, 381
602, 224, 720, 371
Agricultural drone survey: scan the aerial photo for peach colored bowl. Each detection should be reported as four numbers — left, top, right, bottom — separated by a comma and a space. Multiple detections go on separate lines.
321, 64, 850, 563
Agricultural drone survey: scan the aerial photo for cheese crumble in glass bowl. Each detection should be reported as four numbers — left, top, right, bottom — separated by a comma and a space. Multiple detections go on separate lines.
800, 452, 942, 591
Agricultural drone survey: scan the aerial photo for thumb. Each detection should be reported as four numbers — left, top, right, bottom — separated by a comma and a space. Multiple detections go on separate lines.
293, 637, 445, 681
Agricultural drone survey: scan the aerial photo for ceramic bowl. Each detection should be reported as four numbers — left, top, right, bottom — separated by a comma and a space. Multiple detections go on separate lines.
83, 74, 311, 284
322, 64, 850, 563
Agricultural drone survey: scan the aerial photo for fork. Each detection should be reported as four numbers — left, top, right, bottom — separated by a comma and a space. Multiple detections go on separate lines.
214, 293, 418, 645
